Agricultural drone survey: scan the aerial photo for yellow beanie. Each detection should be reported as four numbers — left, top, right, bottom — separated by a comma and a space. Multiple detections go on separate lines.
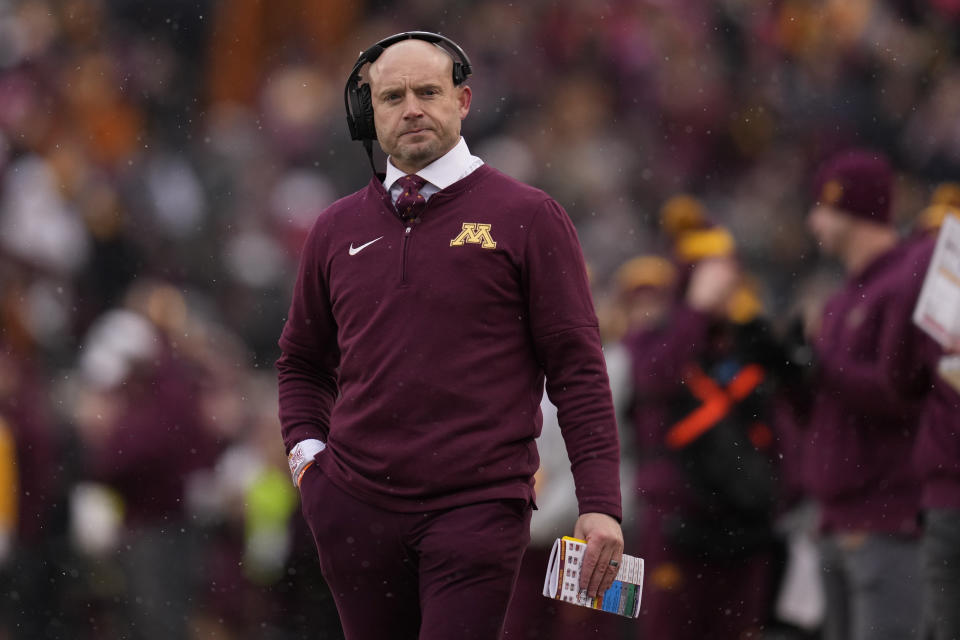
674, 227, 737, 262
660, 194, 707, 239
614, 256, 677, 294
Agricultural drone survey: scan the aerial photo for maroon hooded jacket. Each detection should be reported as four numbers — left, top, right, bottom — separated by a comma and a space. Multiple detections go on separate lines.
276, 165, 621, 519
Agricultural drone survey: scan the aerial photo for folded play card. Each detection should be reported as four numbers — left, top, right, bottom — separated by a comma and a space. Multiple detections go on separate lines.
542, 536, 644, 618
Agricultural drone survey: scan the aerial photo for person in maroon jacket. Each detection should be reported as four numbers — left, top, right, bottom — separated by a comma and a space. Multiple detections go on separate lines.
79, 304, 221, 640
0, 320, 62, 639
623, 240, 789, 640
276, 32, 623, 640
883, 188, 960, 640
803, 149, 924, 640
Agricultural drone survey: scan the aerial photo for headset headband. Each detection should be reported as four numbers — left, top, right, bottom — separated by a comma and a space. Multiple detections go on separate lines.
343, 31, 473, 174
358, 31, 471, 76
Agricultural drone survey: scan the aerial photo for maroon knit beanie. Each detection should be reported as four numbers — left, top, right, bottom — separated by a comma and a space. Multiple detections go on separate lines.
813, 149, 894, 224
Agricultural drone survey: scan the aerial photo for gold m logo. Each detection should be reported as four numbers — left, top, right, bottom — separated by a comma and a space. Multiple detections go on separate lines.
450, 223, 497, 249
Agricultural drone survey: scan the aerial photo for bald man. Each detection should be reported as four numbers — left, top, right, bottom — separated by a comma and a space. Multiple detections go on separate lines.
276, 33, 624, 640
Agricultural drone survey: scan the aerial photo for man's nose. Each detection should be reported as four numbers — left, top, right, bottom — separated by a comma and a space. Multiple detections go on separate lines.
401, 93, 424, 118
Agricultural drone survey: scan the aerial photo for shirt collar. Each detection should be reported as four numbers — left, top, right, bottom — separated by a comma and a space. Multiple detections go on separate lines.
384, 137, 478, 191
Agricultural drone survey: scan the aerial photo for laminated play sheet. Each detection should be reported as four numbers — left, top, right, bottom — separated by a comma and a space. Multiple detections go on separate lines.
913, 215, 960, 350
542, 536, 644, 618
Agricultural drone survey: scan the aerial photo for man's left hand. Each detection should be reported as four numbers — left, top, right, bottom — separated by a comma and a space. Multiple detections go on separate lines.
573, 512, 624, 598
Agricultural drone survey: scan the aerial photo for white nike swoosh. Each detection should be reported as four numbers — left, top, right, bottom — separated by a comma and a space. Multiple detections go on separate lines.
348, 236, 384, 256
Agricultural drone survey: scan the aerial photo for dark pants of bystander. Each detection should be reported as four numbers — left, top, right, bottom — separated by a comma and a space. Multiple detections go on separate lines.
922, 509, 960, 640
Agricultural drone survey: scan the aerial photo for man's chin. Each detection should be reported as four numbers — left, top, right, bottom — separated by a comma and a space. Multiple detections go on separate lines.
396, 143, 441, 168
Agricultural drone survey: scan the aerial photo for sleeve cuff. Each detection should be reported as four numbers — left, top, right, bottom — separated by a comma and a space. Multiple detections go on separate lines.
578, 501, 623, 524
288, 439, 326, 487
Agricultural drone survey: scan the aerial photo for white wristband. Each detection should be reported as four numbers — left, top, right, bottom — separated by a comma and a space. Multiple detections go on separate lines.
288, 439, 326, 487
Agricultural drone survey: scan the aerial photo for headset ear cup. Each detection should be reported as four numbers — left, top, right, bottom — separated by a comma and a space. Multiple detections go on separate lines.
357, 83, 376, 141
347, 80, 376, 141
347, 79, 363, 140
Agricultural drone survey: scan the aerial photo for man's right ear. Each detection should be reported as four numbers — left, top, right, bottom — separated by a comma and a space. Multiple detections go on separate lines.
457, 85, 472, 119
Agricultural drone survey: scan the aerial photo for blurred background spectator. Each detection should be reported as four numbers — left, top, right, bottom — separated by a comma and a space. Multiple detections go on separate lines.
2, 0, 960, 638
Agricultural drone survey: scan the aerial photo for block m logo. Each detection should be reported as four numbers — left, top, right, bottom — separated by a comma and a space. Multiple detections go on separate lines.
450, 223, 497, 249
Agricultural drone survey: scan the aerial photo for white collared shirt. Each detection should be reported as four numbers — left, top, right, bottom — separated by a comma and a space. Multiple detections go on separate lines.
384, 137, 484, 205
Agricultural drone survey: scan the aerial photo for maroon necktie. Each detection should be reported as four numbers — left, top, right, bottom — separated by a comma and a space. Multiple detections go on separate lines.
394, 174, 428, 221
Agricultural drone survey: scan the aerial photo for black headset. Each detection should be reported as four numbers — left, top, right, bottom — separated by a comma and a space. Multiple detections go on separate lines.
343, 31, 473, 173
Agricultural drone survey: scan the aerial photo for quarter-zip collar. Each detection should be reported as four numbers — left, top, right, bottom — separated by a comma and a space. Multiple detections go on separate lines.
369, 164, 495, 218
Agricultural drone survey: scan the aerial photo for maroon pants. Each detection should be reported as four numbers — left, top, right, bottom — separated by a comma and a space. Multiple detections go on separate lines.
299, 464, 532, 640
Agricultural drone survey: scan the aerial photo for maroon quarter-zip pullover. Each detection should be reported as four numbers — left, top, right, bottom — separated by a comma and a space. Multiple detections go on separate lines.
803, 242, 923, 534
277, 165, 622, 520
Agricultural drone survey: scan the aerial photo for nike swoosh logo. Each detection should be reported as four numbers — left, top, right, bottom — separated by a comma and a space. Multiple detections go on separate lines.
349, 236, 384, 256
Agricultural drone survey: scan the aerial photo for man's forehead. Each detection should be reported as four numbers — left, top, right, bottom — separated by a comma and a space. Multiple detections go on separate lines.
368, 40, 453, 84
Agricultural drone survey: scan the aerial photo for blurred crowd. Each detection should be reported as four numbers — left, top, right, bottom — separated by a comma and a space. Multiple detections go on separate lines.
2, 0, 960, 638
